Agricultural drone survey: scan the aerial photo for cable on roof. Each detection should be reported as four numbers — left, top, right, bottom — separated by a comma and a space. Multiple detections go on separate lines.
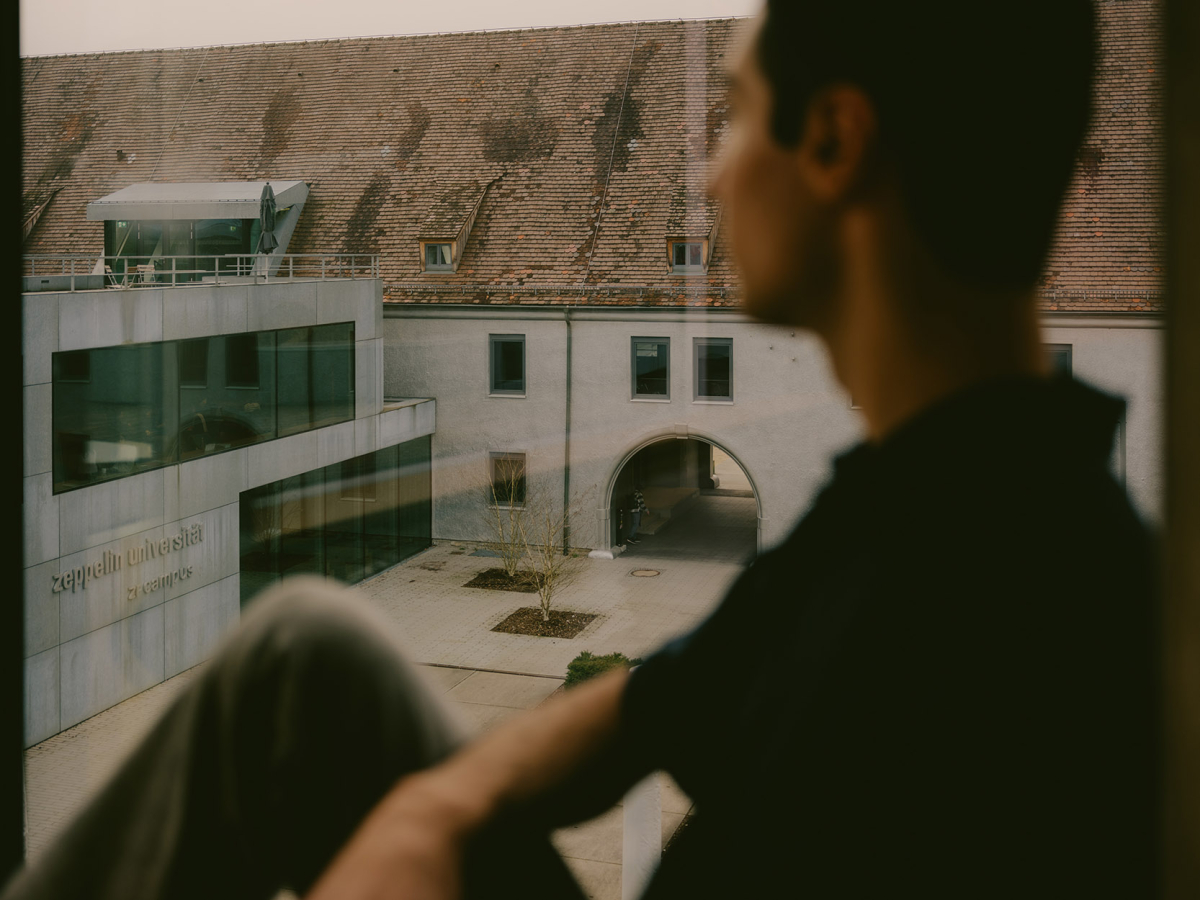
149, 45, 210, 179
583, 21, 640, 285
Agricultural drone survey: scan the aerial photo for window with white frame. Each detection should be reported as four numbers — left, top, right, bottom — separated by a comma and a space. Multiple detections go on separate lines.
489, 334, 525, 395
694, 337, 733, 401
424, 242, 453, 272
670, 240, 706, 274
632, 337, 670, 399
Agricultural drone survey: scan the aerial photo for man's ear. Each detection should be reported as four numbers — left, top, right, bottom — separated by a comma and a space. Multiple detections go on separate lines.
798, 84, 879, 202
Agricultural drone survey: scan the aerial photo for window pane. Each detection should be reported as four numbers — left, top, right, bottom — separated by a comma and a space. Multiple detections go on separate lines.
396, 435, 433, 560
697, 341, 732, 398
196, 218, 247, 273
309, 322, 356, 429
689, 243, 703, 266
491, 453, 526, 506
53, 343, 171, 492
278, 470, 324, 580
178, 338, 208, 388
491, 336, 525, 393
634, 340, 669, 396
239, 481, 281, 606
426, 243, 452, 268
276, 327, 312, 437
673, 242, 687, 266
324, 456, 366, 584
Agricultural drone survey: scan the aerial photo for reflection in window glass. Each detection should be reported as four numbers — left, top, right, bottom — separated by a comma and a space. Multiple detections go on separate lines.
239, 437, 433, 605
53, 343, 169, 491
695, 338, 733, 400
490, 452, 527, 507
53, 324, 356, 489
632, 338, 670, 398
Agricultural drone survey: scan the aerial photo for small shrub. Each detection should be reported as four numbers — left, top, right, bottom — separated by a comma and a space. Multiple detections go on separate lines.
565, 650, 643, 689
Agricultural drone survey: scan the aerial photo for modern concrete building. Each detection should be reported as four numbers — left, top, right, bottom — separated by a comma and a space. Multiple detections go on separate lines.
22, 188, 436, 746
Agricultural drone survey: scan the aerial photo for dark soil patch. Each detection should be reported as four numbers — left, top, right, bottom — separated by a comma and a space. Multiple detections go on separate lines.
464, 568, 538, 593
491, 607, 598, 639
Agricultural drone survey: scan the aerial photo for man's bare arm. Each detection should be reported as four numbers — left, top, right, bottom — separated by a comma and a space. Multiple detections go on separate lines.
306, 667, 645, 900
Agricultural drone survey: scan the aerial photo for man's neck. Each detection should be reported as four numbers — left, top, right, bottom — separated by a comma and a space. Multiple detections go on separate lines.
818, 216, 1047, 443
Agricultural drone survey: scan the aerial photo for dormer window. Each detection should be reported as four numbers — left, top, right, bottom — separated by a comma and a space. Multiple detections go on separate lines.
670, 240, 707, 274
424, 242, 453, 272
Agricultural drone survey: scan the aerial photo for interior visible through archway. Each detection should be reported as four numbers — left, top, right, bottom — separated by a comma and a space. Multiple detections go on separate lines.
611, 438, 757, 565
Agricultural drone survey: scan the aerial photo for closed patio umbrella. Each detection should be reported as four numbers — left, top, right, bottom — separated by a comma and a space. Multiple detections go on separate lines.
255, 182, 279, 254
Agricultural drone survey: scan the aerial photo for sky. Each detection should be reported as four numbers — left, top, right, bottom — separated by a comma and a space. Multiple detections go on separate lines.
20, 0, 760, 57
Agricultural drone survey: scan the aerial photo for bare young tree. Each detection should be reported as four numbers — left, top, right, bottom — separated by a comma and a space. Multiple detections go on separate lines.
521, 486, 593, 622
480, 453, 529, 578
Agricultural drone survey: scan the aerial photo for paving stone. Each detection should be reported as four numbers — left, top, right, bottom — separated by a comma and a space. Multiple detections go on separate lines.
445, 671, 562, 709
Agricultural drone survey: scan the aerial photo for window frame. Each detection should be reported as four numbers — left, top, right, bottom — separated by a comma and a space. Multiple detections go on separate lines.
669, 239, 707, 275
693, 336, 734, 403
631, 336, 671, 401
422, 241, 455, 273
488, 451, 527, 509
489, 333, 526, 397
1042, 343, 1073, 376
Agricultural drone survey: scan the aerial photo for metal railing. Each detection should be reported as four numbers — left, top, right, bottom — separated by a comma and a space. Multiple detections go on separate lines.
22, 253, 380, 291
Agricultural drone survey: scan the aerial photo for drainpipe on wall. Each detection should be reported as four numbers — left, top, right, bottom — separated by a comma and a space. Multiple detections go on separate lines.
562, 308, 573, 555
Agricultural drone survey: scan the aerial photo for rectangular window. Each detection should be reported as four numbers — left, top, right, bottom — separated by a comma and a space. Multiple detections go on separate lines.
490, 452, 527, 507
53, 324, 356, 491
632, 337, 670, 399
695, 337, 733, 401
671, 240, 705, 273
490, 334, 526, 395
1043, 343, 1073, 376
424, 242, 453, 272
178, 338, 209, 388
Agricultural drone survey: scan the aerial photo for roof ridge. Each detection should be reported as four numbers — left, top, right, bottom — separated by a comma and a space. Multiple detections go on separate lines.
20, 15, 747, 61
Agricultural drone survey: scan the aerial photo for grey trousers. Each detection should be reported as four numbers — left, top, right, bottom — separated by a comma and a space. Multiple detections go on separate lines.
2, 577, 586, 900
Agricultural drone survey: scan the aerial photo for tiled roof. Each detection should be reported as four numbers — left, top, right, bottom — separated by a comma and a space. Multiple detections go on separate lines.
22, 2, 1162, 313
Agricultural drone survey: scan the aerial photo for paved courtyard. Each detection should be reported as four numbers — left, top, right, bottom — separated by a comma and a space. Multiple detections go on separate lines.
22, 542, 746, 898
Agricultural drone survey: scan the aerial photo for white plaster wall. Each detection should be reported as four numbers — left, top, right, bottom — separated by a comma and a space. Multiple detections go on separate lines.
383, 308, 864, 553
384, 307, 1164, 555
1043, 316, 1164, 524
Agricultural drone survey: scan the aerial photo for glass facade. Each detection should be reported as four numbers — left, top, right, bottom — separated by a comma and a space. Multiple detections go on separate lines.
104, 218, 255, 279
239, 436, 433, 605
53, 323, 355, 492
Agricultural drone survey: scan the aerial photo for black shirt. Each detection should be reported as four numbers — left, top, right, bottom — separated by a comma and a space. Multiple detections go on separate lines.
623, 375, 1159, 899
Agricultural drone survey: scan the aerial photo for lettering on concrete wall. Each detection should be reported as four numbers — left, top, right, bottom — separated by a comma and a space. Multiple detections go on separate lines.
49, 523, 205, 598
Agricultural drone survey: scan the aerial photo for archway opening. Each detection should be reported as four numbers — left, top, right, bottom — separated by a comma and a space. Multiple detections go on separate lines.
609, 438, 758, 564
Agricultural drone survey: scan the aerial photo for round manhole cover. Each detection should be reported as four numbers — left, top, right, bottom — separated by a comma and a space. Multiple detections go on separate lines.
630, 569, 660, 577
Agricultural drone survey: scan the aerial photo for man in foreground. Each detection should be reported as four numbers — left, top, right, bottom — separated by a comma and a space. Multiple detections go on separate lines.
3, 2, 1157, 898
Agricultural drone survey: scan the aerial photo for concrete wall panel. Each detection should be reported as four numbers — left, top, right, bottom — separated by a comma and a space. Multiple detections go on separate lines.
355, 415, 379, 456
60, 605, 165, 731
24, 383, 52, 477
246, 430, 318, 488
316, 278, 378, 340
59, 467, 166, 556
163, 575, 239, 679
245, 281, 317, 331
178, 449, 246, 520
24, 648, 60, 748
317, 420, 357, 468
24, 474, 59, 566
162, 283, 249, 339
23, 293, 57, 386
23, 559, 59, 658
58, 289, 163, 351
355, 338, 383, 419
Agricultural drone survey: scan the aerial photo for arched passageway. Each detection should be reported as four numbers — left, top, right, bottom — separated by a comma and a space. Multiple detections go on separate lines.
608, 437, 758, 565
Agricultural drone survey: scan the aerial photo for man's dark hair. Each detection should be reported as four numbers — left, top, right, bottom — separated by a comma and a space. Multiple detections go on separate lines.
756, 0, 1096, 293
